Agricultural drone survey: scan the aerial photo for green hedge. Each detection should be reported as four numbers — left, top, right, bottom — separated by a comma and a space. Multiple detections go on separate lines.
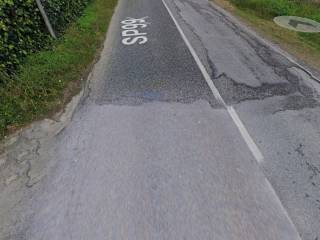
0, 0, 49, 73
42, 0, 90, 33
0, 0, 90, 74
0, 0, 117, 138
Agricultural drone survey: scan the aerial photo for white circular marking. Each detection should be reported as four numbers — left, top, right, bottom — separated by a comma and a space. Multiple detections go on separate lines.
274, 16, 320, 33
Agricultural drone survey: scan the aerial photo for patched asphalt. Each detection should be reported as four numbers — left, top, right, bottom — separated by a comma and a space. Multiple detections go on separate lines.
164, 0, 320, 238
92, 0, 219, 107
1, 0, 320, 239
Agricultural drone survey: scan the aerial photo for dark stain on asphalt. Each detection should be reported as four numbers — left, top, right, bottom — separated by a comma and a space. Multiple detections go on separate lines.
278, 95, 319, 113
295, 143, 305, 157
212, 72, 292, 103
209, 69, 320, 111
95, 90, 223, 108
306, 161, 320, 180
182, 0, 320, 112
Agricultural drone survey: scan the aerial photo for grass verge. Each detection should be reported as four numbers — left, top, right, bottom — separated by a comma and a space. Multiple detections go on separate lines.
212, 0, 320, 71
0, 0, 117, 138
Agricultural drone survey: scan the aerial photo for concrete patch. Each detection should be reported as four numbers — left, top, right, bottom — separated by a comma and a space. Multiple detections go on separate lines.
0, 88, 85, 189
274, 16, 320, 33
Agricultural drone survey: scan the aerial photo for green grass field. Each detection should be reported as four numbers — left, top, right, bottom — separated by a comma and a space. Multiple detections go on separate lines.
0, 0, 117, 138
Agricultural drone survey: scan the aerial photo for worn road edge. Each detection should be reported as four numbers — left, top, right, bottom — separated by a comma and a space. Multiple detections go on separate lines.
209, 0, 320, 84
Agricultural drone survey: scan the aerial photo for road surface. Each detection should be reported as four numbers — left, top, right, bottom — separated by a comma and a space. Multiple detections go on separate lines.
1, 0, 320, 239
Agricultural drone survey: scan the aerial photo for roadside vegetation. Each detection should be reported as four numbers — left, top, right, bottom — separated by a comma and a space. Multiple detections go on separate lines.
0, 0, 117, 138
213, 0, 320, 71
231, 0, 320, 19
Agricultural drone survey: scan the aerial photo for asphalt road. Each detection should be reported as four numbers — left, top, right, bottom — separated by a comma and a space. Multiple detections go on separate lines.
1, 0, 320, 239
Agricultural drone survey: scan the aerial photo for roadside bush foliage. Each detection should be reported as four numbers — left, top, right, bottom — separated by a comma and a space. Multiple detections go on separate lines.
0, 0, 117, 138
0, 0, 90, 74
0, 0, 49, 74
41, 0, 90, 33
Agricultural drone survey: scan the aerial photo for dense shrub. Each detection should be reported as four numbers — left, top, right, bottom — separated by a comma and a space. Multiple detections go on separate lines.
0, 0, 90, 74
0, 0, 117, 138
41, 0, 90, 34
0, 0, 49, 74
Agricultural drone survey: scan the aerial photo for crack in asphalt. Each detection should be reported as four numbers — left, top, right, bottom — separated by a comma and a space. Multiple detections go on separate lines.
171, 0, 320, 112
164, 0, 221, 82
207, 2, 320, 82
25, 140, 41, 188
306, 161, 320, 180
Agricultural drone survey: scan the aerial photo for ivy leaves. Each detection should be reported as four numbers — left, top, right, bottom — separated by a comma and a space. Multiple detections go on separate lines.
0, 0, 90, 74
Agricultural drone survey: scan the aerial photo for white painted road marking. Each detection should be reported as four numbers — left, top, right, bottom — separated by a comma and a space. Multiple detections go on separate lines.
161, 0, 264, 163
121, 17, 149, 45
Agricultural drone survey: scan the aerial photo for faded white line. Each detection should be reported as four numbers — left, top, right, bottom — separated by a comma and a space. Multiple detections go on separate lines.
161, 0, 264, 163
227, 106, 263, 162
264, 177, 302, 238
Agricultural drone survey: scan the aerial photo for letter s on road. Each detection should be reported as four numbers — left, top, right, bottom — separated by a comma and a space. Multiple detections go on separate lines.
122, 36, 148, 45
